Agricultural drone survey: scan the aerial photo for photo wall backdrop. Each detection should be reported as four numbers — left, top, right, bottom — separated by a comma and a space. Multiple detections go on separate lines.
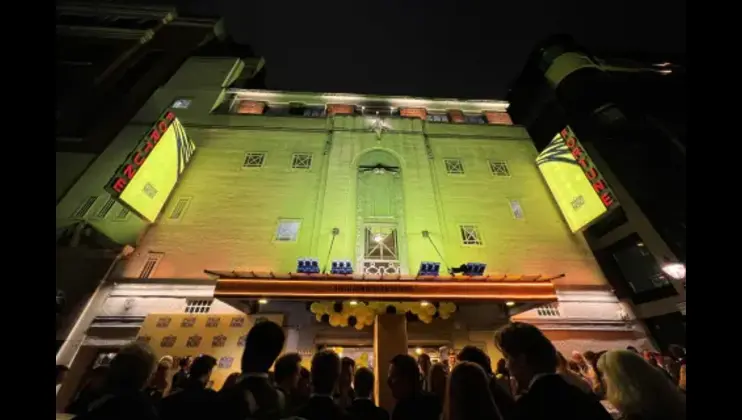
136, 313, 284, 390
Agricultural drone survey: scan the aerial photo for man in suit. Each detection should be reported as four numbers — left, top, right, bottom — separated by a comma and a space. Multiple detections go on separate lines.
274, 352, 304, 414
493, 322, 613, 420
159, 355, 218, 420
217, 321, 288, 420
348, 367, 389, 420
297, 350, 351, 420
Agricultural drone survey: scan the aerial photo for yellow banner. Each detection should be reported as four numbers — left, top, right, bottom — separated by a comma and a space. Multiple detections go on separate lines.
536, 126, 617, 232
136, 313, 284, 391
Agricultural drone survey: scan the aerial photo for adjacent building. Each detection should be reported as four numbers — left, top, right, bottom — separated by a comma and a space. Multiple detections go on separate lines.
56, 52, 654, 410
507, 35, 686, 351
54, 4, 263, 360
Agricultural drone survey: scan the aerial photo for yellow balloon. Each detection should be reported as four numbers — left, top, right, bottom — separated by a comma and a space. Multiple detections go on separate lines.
354, 322, 365, 330
425, 304, 436, 316
310, 302, 323, 314
358, 353, 369, 367
439, 312, 451, 320
315, 313, 324, 322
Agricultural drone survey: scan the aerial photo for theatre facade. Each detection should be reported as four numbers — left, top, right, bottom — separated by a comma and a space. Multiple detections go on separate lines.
55, 56, 652, 410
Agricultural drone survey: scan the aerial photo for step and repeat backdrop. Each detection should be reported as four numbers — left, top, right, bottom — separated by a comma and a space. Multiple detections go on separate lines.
136, 313, 284, 391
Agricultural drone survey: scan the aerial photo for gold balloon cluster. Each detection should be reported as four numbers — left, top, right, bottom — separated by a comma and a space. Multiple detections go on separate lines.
310, 301, 457, 329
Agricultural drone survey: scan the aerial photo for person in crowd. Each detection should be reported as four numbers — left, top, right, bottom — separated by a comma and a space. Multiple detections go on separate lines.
335, 356, 357, 409
457, 345, 514, 419
642, 351, 657, 366
66, 366, 109, 415
347, 367, 389, 420
297, 349, 351, 420
418, 353, 432, 391
220, 372, 241, 393
626, 346, 639, 354
493, 322, 613, 420
217, 320, 287, 420
567, 360, 582, 375
571, 352, 590, 378
555, 352, 592, 395
146, 356, 174, 401
388, 354, 442, 420
159, 354, 218, 420
170, 356, 190, 393
667, 345, 686, 385
585, 351, 607, 398
660, 356, 679, 383
445, 361, 503, 420
294, 366, 312, 408
75, 341, 159, 420
598, 350, 686, 420
274, 352, 303, 414
494, 358, 513, 397
428, 363, 448, 404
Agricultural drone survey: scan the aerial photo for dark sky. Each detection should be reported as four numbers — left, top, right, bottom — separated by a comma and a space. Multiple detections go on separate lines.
176, 0, 685, 99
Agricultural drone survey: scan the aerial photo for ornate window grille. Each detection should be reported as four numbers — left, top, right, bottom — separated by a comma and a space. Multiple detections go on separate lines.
362, 226, 400, 275
291, 153, 313, 169
243, 152, 266, 168
444, 159, 464, 174
489, 161, 511, 177
459, 225, 482, 245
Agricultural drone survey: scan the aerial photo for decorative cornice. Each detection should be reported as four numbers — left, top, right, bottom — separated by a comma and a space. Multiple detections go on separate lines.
227, 89, 509, 113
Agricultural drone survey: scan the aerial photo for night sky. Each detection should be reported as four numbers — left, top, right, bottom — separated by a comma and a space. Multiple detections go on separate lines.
174, 0, 685, 99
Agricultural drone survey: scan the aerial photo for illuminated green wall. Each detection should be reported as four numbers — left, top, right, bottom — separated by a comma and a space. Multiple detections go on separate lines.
122, 112, 604, 285
56, 57, 605, 286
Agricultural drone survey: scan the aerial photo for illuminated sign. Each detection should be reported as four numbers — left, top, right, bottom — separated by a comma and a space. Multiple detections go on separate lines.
106, 110, 196, 222
214, 277, 558, 302
536, 126, 617, 232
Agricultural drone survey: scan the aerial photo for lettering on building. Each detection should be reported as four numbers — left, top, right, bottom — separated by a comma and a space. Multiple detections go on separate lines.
109, 111, 176, 195
560, 127, 616, 208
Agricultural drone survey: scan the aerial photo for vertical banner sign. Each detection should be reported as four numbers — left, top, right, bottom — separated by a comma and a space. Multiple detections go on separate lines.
536, 126, 618, 233
105, 110, 196, 222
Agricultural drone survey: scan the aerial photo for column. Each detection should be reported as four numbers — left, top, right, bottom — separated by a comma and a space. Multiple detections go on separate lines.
374, 314, 408, 414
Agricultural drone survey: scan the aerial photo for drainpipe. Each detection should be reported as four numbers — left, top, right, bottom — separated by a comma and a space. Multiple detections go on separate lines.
55, 245, 134, 371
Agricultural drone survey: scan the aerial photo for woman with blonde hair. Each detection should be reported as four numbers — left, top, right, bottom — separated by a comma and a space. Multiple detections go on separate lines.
146, 355, 174, 401
444, 361, 503, 420
598, 350, 686, 420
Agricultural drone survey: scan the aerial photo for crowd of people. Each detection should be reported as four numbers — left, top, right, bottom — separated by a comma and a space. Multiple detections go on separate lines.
57, 321, 686, 420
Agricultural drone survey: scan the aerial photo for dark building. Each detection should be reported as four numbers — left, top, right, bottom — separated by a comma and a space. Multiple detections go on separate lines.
55, 1, 264, 371
56, 1, 233, 201
507, 35, 686, 351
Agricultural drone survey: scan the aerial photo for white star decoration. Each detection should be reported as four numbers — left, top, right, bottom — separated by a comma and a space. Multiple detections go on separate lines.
367, 117, 392, 140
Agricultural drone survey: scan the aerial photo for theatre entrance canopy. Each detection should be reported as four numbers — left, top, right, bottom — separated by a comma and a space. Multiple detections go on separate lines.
207, 270, 563, 306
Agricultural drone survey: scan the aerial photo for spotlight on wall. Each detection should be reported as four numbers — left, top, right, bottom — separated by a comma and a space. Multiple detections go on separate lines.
331, 260, 353, 275
505, 301, 515, 307
418, 261, 441, 276
258, 298, 269, 305
449, 263, 486, 276
297, 258, 320, 274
